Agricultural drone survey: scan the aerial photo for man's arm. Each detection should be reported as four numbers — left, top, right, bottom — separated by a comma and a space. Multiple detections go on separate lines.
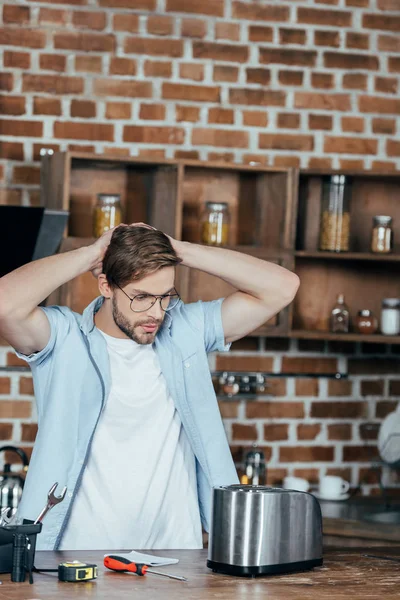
174, 241, 300, 343
0, 230, 113, 355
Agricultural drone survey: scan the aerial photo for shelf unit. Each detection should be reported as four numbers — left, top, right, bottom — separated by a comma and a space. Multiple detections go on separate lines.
40, 155, 400, 343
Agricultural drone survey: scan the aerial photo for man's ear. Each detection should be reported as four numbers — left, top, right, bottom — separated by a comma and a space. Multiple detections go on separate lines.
98, 274, 112, 299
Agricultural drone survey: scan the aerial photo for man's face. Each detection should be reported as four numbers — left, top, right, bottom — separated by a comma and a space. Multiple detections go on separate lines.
111, 267, 176, 345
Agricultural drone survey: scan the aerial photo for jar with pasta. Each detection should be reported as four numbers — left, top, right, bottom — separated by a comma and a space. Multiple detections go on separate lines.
93, 194, 122, 238
319, 175, 352, 252
201, 202, 230, 246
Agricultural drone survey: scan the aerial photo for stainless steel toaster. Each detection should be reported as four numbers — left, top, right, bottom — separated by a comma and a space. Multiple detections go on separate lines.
207, 485, 323, 576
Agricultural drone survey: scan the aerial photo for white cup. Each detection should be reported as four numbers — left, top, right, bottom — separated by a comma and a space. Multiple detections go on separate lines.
283, 476, 310, 492
319, 475, 350, 497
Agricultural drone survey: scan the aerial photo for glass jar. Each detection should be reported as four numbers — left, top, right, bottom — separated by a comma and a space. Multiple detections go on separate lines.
243, 446, 266, 486
381, 298, 400, 335
93, 194, 122, 238
201, 202, 230, 246
330, 294, 350, 333
354, 309, 378, 334
371, 215, 393, 254
319, 175, 352, 252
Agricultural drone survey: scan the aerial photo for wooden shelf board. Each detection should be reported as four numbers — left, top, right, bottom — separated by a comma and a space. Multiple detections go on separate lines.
291, 330, 400, 344
295, 251, 400, 262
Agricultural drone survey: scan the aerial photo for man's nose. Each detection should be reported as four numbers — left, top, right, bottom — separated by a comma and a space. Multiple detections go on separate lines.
147, 298, 163, 320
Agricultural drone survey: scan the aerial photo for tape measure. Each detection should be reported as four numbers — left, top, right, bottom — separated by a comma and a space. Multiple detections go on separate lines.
58, 561, 98, 582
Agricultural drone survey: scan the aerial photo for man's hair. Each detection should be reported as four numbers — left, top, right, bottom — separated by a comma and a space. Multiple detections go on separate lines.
102, 226, 182, 287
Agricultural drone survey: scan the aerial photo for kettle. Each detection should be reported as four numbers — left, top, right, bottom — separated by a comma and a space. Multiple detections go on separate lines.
0, 446, 29, 517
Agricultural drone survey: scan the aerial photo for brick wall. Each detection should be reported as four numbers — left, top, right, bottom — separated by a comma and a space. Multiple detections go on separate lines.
0, 0, 399, 494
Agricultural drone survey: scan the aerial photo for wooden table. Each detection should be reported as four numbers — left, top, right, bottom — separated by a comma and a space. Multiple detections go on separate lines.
0, 548, 399, 600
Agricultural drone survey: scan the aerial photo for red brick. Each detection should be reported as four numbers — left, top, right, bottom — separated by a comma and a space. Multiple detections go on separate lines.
341, 116, 365, 133
139, 103, 166, 120
144, 60, 172, 78
229, 88, 285, 107
0, 189, 22, 205
124, 126, 184, 144
346, 32, 370, 50
19, 377, 34, 395
166, 0, 223, 16
213, 65, 238, 82
67, 144, 95, 153
359, 423, 379, 441
267, 469, 288, 486
389, 380, 400, 395
232, 2, 289, 21
266, 379, 287, 397
297, 424, 321, 440
388, 57, 400, 74
215, 22, 240, 41
349, 358, 400, 374
3, 51, 30, 69
176, 105, 200, 122
176, 150, 200, 160
94, 79, 151, 98
181, 18, 207, 38
0, 72, 12, 92
375, 76, 398, 94
278, 70, 304, 86
279, 28, 307, 45
363, 14, 400, 32
179, 63, 204, 81
387, 140, 400, 157
0, 27, 46, 48
343, 445, 379, 462
280, 446, 334, 462
346, 0, 369, 5
243, 155, 268, 167
249, 25, 273, 42
39, 54, 66, 72
358, 467, 381, 485
340, 159, 365, 170
324, 136, 377, 154
343, 73, 368, 90
232, 424, 258, 441
0, 95, 25, 115
193, 41, 248, 63
0, 141, 24, 160
264, 424, 289, 441
71, 99, 96, 119
124, 37, 182, 57
360, 379, 385, 396
378, 34, 400, 53
282, 357, 337, 374
208, 108, 234, 125
105, 102, 131, 120
38, 7, 67, 25
23, 74, 83, 95
3, 5, 30, 24
72, 10, 106, 30
0, 120, 42, 138
109, 57, 137, 76
54, 121, 114, 141
21, 423, 38, 442
218, 401, 239, 419
295, 92, 351, 111
0, 400, 31, 418
246, 401, 304, 419
147, 15, 173, 36
295, 379, 319, 396
98, 0, 155, 7
297, 7, 352, 26
54, 32, 115, 52
371, 160, 396, 171
75, 55, 102, 73
259, 48, 316, 67
112, 13, 138, 32
13, 166, 40, 185
0, 423, 13, 440
324, 52, 379, 70
242, 110, 268, 127
163, 82, 220, 102
33, 97, 61, 116
311, 401, 368, 418
259, 132, 314, 151
276, 114, 301, 129
311, 72, 335, 89
328, 378, 353, 396
273, 156, 300, 168
328, 423, 352, 440
0, 377, 11, 394
378, 0, 400, 9
314, 30, 340, 47
293, 468, 319, 483
192, 128, 248, 148
308, 157, 333, 169
246, 68, 271, 85
216, 355, 273, 372
376, 400, 398, 418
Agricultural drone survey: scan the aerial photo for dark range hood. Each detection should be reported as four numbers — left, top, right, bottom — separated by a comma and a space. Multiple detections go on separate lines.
0, 206, 69, 278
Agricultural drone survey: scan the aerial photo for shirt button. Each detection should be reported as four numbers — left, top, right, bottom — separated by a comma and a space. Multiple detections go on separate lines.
184, 362, 190, 368
68, 492, 73, 498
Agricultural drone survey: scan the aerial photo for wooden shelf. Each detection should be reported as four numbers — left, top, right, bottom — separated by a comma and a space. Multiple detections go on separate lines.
291, 330, 400, 344
295, 251, 400, 262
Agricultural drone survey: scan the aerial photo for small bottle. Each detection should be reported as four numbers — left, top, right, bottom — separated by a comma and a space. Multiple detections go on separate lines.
354, 309, 378, 334
381, 298, 400, 335
93, 194, 122, 238
319, 175, 352, 252
243, 445, 266, 486
201, 202, 230, 246
371, 216, 393, 254
330, 294, 350, 333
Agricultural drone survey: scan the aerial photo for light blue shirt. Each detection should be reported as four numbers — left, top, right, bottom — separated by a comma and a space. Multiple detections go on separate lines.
16, 296, 239, 550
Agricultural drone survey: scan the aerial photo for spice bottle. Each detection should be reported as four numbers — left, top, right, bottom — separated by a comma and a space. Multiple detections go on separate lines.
381, 298, 400, 335
330, 294, 350, 333
319, 175, 352, 252
354, 310, 378, 334
201, 202, 230, 246
93, 194, 122, 238
242, 446, 266, 486
371, 216, 393, 254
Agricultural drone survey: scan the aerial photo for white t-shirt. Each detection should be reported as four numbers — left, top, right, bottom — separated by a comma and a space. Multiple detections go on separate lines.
59, 329, 203, 550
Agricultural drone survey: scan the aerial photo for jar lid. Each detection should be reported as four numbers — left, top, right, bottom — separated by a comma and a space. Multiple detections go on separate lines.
373, 215, 392, 225
382, 298, 400, 308
358, 309, 372, 317
329, 174, 348, 185
205, 202, 229, 210
97, 194, 121, 203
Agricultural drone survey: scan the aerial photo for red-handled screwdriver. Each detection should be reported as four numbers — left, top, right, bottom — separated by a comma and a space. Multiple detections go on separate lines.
104, 556, 187, 582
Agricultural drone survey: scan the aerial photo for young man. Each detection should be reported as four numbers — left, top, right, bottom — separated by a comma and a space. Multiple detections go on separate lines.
0, 224, 299, 550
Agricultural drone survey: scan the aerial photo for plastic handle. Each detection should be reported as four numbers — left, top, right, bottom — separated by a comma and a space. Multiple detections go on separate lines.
104, 556, 148, 576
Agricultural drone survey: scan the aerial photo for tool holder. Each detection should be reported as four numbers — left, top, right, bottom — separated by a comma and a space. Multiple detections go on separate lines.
0, 520, 42, 578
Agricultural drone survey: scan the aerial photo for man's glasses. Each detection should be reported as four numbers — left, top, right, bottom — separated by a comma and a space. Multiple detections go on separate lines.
114, 282, 181, 313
